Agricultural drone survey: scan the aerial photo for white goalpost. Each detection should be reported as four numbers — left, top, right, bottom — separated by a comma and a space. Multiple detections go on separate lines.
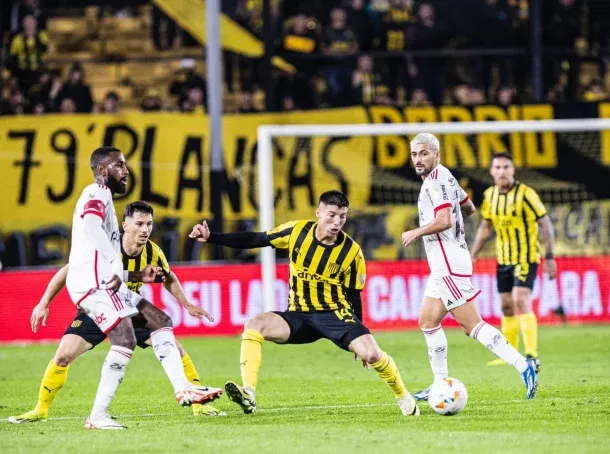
257, 118, 610, 313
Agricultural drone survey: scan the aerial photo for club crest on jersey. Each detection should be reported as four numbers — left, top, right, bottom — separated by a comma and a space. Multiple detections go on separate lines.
328, 263, 340, 275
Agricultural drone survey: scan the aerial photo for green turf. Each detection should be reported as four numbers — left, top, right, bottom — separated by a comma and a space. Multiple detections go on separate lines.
1, 325, 609, 453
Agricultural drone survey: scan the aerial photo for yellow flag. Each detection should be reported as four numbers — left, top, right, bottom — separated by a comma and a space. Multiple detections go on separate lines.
153, 0, 296, 73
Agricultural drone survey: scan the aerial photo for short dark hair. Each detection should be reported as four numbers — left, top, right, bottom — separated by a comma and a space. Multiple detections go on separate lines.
123, 201, 154, 221
491, 152, 513, 164
318, 190, 349, 208
90, 146, 120, 172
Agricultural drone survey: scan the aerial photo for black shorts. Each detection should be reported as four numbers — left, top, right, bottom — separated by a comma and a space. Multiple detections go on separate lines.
496, 263, 539, 293
272, 308, 371, 352
64, 312, 152, 350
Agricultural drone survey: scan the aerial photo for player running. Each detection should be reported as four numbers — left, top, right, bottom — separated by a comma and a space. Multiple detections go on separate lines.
400, 134, 539, 401
189, 190, 420, 416
470, 152, 558, 365
8, 201, 224, 425
63, 146, 221, 429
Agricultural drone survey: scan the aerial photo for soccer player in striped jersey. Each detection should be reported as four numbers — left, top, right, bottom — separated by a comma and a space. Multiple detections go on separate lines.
470, 152, 558, 365
189, 190, 420, 416
403, 134, 539, 402
9, 201, 224, 425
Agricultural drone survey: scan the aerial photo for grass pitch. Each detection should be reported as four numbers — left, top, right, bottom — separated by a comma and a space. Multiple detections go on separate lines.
1, 325, 609, 453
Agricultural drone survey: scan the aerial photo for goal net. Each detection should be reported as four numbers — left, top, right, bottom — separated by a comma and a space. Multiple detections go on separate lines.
256, 119, 610, 316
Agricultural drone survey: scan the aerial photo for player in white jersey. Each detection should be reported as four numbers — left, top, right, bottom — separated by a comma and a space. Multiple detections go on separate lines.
68, 146, 221, 429
400, 134, 539, 401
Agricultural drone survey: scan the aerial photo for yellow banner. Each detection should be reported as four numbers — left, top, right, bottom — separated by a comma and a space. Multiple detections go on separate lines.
0, 108, 369, 234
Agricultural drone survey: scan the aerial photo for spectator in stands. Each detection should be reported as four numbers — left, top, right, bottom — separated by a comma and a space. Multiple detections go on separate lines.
347, 0, 376, 51
547, 72, 569, 103
141, 89, 162, 112
410, 88, 431, 106
169, 59, 206, 109
351, 54, 393, 105
101, 91, 120, 113
323, 8, 358, 56
180, 86, 205, 114
10, 0, 46, 34
51, 63, 93, 113
9, 15, 48, 95
406, 2, 450, 105
545, 0, 585, 101
322, 7, 359, 106
282, 96, 296, 111
59, 98, 77, 114
276, 13, 319, 109
27, 67, 52, 111
496, 86, 516, 106
583, 78, 607, 102
1, 90, 27, 116
32, 102, 46, 115
380, 0, 416, 52
277, 14, 319, 62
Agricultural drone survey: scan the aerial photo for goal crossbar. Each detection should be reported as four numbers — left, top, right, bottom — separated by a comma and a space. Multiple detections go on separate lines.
256, 118, 610, 312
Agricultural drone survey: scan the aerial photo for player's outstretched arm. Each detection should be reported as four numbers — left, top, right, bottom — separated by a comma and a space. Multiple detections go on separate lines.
402, 207, 453, 247
189, 220, 272, 249
470, 219, 493, 262
163, 271, 214, 321
31, 264, 69, 333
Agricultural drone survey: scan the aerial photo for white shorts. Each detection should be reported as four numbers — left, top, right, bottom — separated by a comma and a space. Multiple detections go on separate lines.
70, 284, 141, 334
424, 275, 481, 311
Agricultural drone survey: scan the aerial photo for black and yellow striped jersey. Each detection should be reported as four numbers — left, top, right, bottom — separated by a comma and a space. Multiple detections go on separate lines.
120, 234, 170, 294
266, 220, 366, 312
481, 181, 548, 269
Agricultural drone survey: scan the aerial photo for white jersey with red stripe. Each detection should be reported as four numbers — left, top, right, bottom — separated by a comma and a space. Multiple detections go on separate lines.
66, 182, 120, 295
418, 164, 472, 278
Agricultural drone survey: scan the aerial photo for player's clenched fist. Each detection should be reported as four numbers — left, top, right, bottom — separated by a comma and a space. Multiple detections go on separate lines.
401, 230, 419, 247
189, 221, 210, 243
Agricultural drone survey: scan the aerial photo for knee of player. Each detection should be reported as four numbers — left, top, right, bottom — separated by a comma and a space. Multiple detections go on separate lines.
53, 353, 76, 367
159, 312, 173, 328
364, 347, 383, 365
244, 317, 264, 334
418, 318, 437, 331
124, 338, 137, 351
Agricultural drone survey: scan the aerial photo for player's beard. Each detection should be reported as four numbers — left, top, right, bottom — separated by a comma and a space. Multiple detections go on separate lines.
106, 175, 127, 194
416, 164, 433, 177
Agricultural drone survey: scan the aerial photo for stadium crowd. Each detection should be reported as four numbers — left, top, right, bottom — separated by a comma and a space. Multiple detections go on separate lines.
1, 0, 610, 115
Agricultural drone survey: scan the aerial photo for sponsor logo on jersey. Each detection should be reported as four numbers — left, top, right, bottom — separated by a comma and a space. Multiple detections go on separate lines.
94, 314, 107, 325
441, 184, 448, 200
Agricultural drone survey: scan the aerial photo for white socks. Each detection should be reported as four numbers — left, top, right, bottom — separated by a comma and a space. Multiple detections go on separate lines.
470, 321, 527, 373
422, 325, 448, 384
150, 327, 191, 391
91, 345, 132, 419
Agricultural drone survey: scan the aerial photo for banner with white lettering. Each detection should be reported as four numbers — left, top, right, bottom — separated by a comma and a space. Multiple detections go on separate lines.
1, 257, 607, 343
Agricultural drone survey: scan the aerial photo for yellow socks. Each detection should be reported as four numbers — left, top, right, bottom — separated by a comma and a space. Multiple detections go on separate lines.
182, 353, 201, 385
520, 312, 539, 357
370, 352, 408, 399
501, 315, 520, 351
34, 360, 69, 415
240, 329, 264, 391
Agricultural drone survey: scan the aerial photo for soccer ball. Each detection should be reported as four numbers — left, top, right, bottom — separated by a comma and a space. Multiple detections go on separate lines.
428, 377, 468, 416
